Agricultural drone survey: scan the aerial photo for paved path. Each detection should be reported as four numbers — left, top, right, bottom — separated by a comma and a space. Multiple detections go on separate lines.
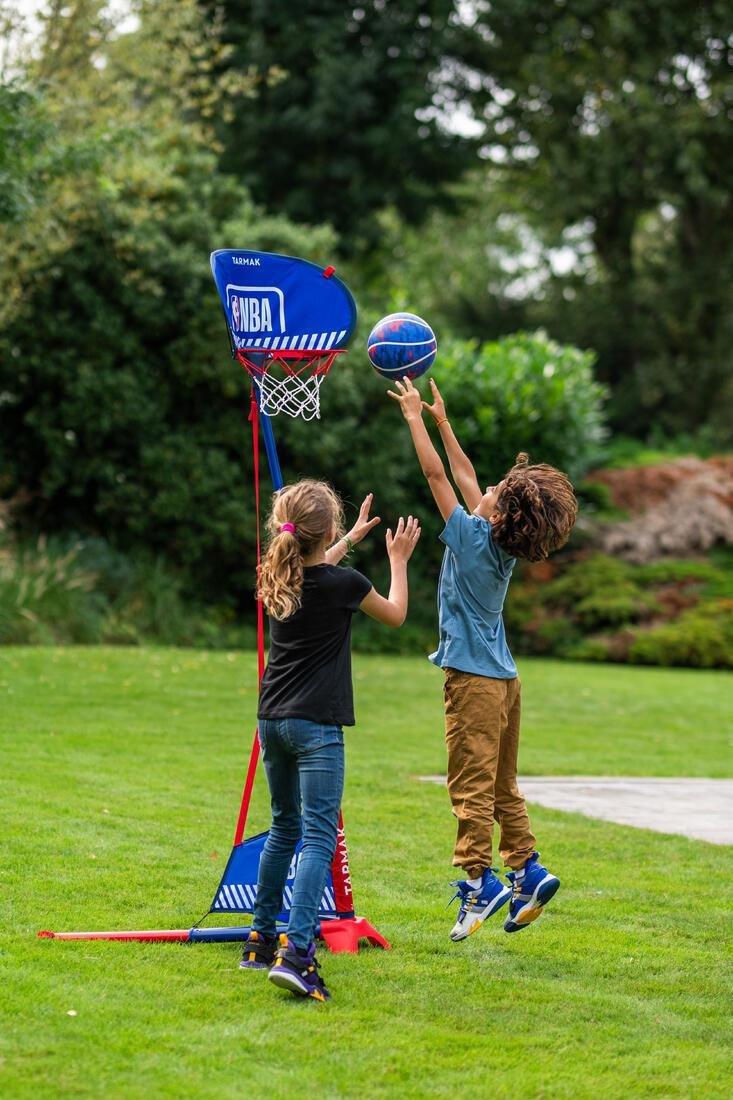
416, 776, 733, 845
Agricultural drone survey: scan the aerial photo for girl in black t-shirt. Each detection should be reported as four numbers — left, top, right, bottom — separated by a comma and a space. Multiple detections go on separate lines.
240, 478, 420, 1001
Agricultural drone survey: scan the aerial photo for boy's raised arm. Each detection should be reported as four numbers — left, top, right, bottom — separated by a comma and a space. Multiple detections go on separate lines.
422, 379, 482, 512
387, 378, 458, 522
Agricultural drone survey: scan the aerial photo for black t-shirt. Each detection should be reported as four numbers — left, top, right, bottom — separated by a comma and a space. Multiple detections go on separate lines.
257, 564, 373, 727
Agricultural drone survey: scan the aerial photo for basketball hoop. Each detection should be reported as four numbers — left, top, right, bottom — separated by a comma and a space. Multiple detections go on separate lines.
235, 347, 345, 421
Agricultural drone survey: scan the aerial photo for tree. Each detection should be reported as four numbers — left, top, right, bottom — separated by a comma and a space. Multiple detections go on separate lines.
203, 0, 475, 253
453, 0, 732, 436
0, 0, 336, 603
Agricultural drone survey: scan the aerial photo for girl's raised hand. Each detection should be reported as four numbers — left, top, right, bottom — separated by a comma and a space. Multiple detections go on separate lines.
421, 378, 446, 423
348, 493, 381, 545
385, 515, 421, 562
387, 377, 424, 421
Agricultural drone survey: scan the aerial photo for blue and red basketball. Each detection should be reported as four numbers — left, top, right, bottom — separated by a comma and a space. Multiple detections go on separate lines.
367, 312, 437, 380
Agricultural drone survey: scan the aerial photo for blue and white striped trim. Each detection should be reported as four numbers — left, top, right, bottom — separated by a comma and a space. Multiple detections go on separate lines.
212, 883, 338, 913
234, 330, 347, 351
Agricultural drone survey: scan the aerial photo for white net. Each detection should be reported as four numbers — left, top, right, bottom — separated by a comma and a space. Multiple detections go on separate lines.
236, 349, 341, 421
256, 369, 325, 420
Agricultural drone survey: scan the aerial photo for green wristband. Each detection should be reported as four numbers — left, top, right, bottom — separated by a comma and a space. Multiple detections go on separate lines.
342, 535, 354, 553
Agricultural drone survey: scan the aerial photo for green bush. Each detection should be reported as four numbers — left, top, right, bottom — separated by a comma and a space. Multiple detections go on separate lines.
544, 556, 663, 631
602, 431, 726, 468
575, 588, 659, 630
628, 601, 733, 669
541, 555, 634, 608
435, 331, 608, 482
634, 560, 722, 588
504, 551, 733, 667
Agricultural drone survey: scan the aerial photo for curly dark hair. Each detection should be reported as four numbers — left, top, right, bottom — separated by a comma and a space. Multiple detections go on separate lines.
491, 453, 578, 562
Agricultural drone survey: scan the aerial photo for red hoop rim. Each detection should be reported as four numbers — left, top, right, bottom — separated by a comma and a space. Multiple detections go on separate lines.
235, 346, 346, 378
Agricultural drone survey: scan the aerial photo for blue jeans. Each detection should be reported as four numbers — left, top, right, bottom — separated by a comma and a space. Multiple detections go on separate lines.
253, 718, 345, 951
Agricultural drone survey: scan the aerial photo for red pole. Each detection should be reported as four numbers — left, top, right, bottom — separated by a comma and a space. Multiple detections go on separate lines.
330, 811, 355, 917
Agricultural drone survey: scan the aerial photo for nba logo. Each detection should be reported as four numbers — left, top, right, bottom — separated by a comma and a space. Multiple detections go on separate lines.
228, 288, 281, 336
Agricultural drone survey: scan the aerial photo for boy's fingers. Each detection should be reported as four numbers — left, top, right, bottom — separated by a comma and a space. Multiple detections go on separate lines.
386, 390, 401, 401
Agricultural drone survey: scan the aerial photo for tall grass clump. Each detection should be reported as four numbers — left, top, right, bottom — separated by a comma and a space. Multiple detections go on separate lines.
0, 522, 255, 649
0, 535, 104, 643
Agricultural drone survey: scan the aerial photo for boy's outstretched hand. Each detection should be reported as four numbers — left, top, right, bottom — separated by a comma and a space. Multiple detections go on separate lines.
421, 378, 446, 425
386, 515, 421, 562
387, 377, 423, 421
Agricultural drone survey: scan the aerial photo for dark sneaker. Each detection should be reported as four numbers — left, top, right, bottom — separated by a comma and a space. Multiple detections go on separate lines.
239, 930, 276, 970
268, 935, 331, 1002
449, 868, 511, 941
504, 853, 560, 933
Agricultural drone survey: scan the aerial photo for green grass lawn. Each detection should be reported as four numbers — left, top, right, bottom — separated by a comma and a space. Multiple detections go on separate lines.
1, 648, 732, 1099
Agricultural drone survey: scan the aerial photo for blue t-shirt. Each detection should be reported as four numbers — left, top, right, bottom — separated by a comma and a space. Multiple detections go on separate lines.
429, 505, 517, 679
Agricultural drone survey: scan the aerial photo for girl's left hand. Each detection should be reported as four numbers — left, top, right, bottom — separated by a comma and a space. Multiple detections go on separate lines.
347, 493, 381, 545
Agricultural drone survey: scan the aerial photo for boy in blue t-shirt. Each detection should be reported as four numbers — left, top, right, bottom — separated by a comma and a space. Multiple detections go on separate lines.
389, 377, 577, 940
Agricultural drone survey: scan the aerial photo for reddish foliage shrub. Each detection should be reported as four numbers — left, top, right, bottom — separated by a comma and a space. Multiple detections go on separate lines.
588, 458, 733, 563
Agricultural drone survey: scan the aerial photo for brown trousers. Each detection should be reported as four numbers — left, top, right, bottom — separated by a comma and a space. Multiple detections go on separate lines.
444, 668, 536, 875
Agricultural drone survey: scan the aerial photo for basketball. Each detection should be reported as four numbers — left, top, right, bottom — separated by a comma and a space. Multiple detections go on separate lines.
367, 312, 437, 380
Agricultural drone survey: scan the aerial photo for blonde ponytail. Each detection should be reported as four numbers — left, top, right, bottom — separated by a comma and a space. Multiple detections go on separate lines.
257, 480, 344, 620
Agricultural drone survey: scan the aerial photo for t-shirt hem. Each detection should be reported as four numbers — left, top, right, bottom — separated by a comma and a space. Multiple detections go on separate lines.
257, 708, 354, 727
428, 653, 517, 680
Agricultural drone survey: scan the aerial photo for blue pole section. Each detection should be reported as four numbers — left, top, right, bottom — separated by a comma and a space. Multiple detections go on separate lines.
253, 384, 284, 491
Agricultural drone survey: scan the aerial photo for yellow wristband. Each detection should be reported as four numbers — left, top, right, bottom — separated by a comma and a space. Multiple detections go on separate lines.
435, 417, 448, 428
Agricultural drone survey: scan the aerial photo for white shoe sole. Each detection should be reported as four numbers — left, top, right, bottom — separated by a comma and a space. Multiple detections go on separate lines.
450, 885, 512, 942
268, 966, 310, 996
268, 966, 329, 1001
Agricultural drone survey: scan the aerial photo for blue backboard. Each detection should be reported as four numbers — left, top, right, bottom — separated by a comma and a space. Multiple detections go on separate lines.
210, 249, 357, 354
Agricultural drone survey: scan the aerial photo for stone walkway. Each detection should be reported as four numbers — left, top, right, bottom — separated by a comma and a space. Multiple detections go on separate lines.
416, 776, 733, 845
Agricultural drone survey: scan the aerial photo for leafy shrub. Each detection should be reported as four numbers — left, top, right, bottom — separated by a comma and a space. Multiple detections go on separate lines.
634, 560, 721, 587
436, 331, 608, 483
628, 601, 733, 669
540, 555, 659, 627
541, 554, 630, 603
602, 431, 723, 468
504, 551, 733, 667
574, 479, 625, 519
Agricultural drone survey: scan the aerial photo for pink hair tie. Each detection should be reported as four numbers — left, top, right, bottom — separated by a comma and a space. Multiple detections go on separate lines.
280, 522, 296, 534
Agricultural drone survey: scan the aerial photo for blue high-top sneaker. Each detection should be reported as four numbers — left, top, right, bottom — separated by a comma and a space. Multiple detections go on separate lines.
268, 935, 331, 1002
449, 868, 512, 942
504, 853, 560, 933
